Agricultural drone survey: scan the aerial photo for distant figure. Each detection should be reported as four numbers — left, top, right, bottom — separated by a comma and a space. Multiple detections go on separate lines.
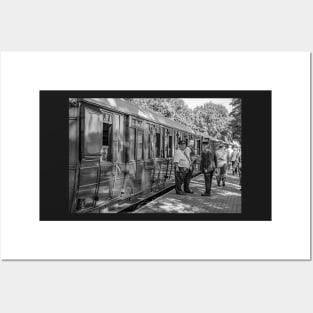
200, 143, 216, 196
226, 145, 233, 171
173, 140, 190, 195
215, 144, 228, 186
183, 140, 196, 194
237, 149, 242, 190
230, 147, 240, 175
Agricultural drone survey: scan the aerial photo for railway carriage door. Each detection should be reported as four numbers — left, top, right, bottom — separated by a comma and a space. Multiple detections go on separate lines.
109, 113, 125, 198
97, 110, 115, 202
75, 105, 115, 211
75, 105, 104, 211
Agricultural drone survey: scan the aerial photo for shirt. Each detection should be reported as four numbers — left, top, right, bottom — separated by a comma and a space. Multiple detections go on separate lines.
184, 147, 194, 163
226, 148, 233, 161
215, 148, 228, 167
231, 151, 239, 161
173, 149, 190, 168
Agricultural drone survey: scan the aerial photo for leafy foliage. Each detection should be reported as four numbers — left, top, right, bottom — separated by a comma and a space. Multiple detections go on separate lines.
229, 98, 242, 143
124, 98, 240, 143
193, 102, 233, 140
124, 98, 194, 129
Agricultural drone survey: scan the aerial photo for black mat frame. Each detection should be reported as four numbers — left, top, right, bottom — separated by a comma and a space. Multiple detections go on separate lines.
40, 91, 271, 221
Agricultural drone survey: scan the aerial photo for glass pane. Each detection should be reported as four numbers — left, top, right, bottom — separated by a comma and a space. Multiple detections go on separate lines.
168, 136, 173, 157
101, 123, 112, 161
129, 128, 135, 161
118, 115, 124, 162
84, 108, 102, 155
69, 118, 77, 164
148, 134, 151, 159
137, 130, 143, 160
156, 133, 160, 157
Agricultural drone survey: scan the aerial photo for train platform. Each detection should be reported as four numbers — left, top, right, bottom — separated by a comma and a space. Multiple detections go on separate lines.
133, 171, 241, 213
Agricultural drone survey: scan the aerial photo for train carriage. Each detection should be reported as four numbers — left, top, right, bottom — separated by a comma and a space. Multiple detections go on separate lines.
69, 98, 204, 213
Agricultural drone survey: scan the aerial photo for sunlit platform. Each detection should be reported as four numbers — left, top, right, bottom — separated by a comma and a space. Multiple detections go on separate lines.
133, 171, 241, 214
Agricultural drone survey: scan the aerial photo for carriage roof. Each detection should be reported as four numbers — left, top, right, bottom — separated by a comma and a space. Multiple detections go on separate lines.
83, 98, 195, 134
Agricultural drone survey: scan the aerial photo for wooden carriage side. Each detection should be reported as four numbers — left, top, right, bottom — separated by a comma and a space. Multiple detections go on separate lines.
69, 98, 199, 213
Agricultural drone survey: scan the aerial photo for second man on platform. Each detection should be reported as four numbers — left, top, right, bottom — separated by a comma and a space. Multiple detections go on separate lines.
173, 140, 190, 195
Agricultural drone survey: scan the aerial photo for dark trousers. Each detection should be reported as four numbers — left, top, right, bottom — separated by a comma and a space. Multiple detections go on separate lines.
184, 168, 193, 192
232, 161, 238, 174
216, 164, 227, 184
175, 168, 187, 193
203, 171, 214, 194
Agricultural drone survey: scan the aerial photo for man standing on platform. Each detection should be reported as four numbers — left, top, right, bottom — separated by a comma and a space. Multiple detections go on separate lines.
215, 144, 228, 187
230, 146, 239, 175
237, 148, 242, 190
183, 140, 195, 194
226, 145, 233, 171
173, 140, 190, 195
200, 143, 216, 196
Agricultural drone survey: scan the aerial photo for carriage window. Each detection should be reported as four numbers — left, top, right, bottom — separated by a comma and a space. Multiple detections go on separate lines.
156, 133, 161, 157
129, 128, 135, 161
148, 134, 151, 159
162, 130, 165, 158
136, 130, 143, 160
168, 135, 173, 157
102, 123, 112, 161
197, 140, 201, 155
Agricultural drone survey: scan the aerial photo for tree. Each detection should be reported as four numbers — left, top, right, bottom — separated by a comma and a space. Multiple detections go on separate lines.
229, 98, 242, 144
124, 98, 195, 129
193, 102, 232, 140
123, 98, 237, 140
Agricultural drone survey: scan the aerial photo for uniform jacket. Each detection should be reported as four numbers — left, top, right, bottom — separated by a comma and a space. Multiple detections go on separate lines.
200, 150, 216, 172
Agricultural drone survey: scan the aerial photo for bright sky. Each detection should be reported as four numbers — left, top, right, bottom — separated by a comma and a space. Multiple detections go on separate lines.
182, 98, 233, 112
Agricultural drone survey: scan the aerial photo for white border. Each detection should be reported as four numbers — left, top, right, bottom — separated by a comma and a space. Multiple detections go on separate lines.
0, 52, 310, 260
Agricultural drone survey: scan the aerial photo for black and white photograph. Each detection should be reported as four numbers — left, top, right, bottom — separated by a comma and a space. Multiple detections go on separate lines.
69, 97, 242, 214
40, 89, 271, 221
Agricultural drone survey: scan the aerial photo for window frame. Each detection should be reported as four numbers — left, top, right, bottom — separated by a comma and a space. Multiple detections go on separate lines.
129, 116, 145, 161
100, 110, 113, 162
155, 132, 161, 158
136, 128, 144, 161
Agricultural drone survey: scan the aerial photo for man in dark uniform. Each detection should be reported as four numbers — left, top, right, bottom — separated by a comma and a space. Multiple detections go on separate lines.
200, 143, 216, 196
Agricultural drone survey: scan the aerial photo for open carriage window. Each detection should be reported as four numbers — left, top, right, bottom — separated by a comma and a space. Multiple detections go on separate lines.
156, 132, 161, 157
148, 133, 151, 159
101, 115, 113, 161
168, 135, 173, 157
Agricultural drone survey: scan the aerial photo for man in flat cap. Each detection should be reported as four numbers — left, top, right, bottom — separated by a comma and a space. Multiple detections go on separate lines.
173, 140, 190, 195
